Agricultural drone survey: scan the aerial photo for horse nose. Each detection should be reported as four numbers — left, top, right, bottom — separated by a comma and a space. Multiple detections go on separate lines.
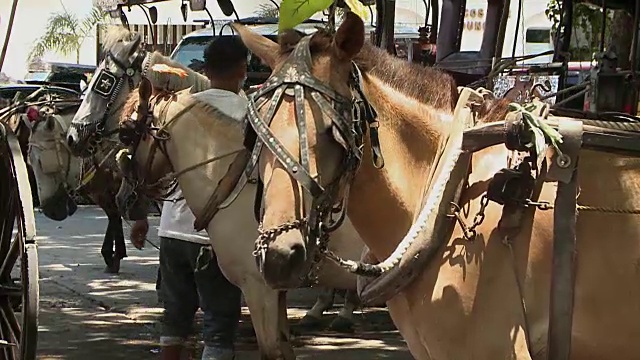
67, 127, 78, 148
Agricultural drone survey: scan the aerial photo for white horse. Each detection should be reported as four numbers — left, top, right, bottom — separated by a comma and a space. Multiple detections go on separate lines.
64, 26, 369, 358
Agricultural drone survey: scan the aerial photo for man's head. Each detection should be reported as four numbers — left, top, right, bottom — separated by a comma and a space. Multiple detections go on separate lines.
203, 36, 249, 93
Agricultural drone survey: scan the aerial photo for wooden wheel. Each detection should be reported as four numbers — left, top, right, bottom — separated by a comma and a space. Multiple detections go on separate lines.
0, 123, 39, 360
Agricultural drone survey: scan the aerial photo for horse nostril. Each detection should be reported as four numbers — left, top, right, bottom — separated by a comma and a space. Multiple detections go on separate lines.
288, 243, 306, 268
67, 132, 76, 147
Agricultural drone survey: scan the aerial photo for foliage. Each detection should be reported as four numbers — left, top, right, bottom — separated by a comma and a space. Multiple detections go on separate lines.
277, 0, 368, 32
28, 7, 107, 64
545, 0, 613, 61
279, 0, 334, 32
255, 3, 281, 18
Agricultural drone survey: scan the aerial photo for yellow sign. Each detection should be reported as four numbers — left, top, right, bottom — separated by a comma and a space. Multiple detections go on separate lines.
464, 7, 485, 31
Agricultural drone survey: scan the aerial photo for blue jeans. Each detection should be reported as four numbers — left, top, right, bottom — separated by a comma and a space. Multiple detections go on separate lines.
159, 237, 241, 349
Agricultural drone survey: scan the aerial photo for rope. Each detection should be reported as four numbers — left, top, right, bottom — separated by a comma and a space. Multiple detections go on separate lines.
529, 200, 640, 214
577, 205, 640, 214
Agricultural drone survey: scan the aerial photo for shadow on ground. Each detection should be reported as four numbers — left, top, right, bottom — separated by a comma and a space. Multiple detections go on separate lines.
34, 207, 412, 359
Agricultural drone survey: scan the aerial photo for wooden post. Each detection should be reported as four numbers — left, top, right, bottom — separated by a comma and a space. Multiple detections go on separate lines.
0, 0, 20, 73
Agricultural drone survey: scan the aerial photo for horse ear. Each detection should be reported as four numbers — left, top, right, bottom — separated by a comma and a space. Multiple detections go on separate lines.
125, 32, 142, 56
139, 77, 152, 102
333, 12, 365, 61
232, 22, 279, 69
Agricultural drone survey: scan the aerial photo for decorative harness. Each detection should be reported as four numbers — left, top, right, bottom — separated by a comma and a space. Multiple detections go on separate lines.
77, 42, 149, 154
241, 35, 382, 283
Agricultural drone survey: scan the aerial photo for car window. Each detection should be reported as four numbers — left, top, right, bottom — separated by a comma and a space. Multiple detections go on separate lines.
171, 35, 279, 74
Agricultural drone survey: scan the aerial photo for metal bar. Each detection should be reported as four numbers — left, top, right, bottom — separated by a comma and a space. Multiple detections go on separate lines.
493, 0, 511, 65
0, 0, 20, 72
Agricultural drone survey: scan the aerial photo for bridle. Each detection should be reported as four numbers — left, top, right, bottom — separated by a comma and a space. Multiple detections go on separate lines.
75, 37, 150, 155
118, 90, 182, 206
243, 34, 382, 283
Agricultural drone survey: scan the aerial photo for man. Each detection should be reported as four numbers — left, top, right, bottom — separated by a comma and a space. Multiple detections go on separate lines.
130, 36, 249, 360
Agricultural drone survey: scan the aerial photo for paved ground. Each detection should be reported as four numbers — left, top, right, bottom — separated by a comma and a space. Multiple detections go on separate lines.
33, 206, 412, 359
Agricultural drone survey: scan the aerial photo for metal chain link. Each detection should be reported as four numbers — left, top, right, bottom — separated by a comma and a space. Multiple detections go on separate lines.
449, 194, 490, 241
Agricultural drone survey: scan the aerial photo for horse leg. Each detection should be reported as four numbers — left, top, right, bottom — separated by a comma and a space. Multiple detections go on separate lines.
101, 215, 116, 273
242, 279, 295, 360
111, 214, 126, 273
296, 288, 335, 330
328, 289, 360, 333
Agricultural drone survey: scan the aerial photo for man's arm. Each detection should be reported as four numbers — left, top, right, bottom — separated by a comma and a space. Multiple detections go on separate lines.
128, 196, 151, 250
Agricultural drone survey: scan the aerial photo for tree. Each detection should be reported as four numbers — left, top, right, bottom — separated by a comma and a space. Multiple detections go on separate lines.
544, 0, 636, 66
28, 7, 107, 64
255, 3, 281, 18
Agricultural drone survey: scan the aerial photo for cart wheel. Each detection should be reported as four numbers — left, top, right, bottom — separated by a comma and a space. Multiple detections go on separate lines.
0, 125, 39, 359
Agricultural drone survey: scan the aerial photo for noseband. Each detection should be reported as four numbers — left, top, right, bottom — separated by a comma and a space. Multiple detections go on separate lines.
243, 34, 381, 282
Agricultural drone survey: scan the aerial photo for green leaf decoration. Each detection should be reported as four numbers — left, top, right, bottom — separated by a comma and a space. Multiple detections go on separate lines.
279, 0, 334, 33
344, 0, 369, 21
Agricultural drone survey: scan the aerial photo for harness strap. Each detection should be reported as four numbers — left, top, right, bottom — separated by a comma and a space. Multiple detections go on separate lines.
545, 118, 583, 360
193, 149, 252, 231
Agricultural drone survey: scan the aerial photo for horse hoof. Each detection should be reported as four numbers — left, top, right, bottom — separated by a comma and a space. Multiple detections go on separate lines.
328, 316, 354, 333
104, 257, 121, 274
295, 315, 324, 330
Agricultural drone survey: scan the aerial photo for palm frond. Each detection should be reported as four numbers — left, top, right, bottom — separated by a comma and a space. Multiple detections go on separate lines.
28, 7, 105, 62
80, 7, 107, 38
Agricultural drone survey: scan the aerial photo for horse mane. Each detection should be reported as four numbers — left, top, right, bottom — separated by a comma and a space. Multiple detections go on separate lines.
121, 88, 243, 130
102, 25, 137, 53
278, 29, 458, 111
145, 51, 211, 93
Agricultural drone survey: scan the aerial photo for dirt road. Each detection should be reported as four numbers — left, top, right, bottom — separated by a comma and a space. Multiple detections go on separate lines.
34, 206, 412, 359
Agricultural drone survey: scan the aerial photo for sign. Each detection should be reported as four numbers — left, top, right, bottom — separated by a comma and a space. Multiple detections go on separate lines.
464, 7, 485, 32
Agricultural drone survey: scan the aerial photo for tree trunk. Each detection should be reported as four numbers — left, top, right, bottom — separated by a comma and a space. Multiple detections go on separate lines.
76, 48, 80, 64
0, 0, 20, 72
608, 9, 633, 69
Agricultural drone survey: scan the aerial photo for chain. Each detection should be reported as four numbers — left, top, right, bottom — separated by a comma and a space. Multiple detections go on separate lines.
252, 218, 308, 257
450, 196, 640, 243
449, 194, 490, 241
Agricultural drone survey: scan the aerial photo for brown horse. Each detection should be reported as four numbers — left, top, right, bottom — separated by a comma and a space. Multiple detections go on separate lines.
232, 13, 640, 359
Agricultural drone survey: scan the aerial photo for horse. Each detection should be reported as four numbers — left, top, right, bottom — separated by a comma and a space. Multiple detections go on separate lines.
65, 25, 370, 358
232, 13, 640, 360
25, 101, 128, 273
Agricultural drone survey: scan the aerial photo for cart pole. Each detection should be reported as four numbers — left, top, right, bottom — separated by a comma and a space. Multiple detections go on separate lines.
0, 0, 19, 73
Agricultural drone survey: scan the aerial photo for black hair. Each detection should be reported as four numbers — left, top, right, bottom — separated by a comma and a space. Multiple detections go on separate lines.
203, 36, 249, 76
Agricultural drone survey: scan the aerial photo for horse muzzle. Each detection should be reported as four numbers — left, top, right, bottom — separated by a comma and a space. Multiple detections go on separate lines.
40, 186, 77, 221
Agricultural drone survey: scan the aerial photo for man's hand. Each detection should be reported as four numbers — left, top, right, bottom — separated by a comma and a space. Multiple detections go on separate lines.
130, 219, 149, 250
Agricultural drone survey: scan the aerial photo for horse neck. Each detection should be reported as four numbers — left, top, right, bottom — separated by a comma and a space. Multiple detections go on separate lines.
155, 99, 244, 217
146, 52, 211, 93
347, 75, 451, 259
